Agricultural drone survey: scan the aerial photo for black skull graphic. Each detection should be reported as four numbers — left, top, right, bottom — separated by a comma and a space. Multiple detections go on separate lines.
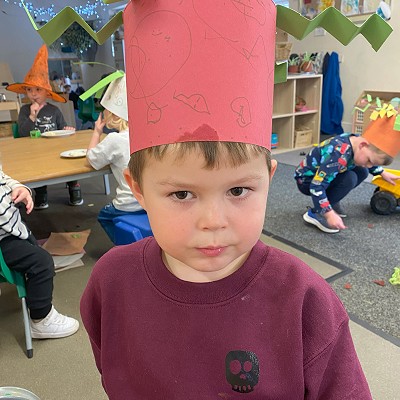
225, 350, 260, 393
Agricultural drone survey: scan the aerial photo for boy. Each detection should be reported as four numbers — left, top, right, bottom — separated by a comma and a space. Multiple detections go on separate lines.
6, 45, 83, 209
295, 115, 400, 233
80, 1, 372, 398
86, 74, 144, 243
0, 169, 79, 339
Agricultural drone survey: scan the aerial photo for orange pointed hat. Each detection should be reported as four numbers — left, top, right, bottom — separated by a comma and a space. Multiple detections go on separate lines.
6, 45, 66, 103
124, 0, 276, 153
362, 115, 400, 157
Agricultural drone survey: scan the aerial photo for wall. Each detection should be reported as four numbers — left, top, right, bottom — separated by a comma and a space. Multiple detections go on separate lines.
289, 1, 398, 131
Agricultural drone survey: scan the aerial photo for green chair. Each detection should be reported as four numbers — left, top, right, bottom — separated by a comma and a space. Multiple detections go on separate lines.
0, 249, 33, 358
77, 97, 99, 128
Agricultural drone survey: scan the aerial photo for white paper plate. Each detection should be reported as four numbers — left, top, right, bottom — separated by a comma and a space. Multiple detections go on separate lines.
0, 386, 40, 400
41, 129, 75, 138
60, 149, 87, 158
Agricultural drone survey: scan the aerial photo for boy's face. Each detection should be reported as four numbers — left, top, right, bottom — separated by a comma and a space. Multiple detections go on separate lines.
25, 86, 48, 105
353, 141, 387, 168
125, 148, 277, 283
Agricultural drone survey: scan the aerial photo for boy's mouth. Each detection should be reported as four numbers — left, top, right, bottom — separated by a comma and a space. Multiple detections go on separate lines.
197, 247, 226, 257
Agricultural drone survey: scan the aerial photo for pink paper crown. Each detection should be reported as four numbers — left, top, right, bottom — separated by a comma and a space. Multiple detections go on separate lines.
124, 0, 277, 153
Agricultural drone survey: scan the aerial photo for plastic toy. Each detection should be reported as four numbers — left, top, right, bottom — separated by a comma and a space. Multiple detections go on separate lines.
370, 168, 400, 214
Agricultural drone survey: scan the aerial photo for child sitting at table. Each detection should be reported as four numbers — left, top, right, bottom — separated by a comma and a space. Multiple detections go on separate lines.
6, 45, 83, 209
86, 74, 144, 243
0, 168, 79, 339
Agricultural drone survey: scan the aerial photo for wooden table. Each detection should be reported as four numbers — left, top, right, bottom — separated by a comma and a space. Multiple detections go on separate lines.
0, 129, 111, 192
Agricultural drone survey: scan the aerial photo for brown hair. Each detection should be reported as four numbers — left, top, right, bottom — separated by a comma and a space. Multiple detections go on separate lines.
369, 144, 393, 166
128, 141, 272, 188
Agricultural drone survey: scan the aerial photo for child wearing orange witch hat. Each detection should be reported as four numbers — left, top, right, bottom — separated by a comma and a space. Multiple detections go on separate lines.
81, 1, 373, 398
7, 44, 83, 209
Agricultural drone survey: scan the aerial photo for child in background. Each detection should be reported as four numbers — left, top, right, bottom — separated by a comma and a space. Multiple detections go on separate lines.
6, 45, 83, 209
295, 116, 400, 233
80, 2, 372, 398
0, 169, 79, 339
86, 75, 144, 243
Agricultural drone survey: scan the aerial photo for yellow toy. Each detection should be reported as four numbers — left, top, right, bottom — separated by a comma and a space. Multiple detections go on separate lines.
370, 168, 400, 214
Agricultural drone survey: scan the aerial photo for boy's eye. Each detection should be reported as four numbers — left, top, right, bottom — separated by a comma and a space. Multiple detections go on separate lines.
172, 191, 192, 200
229, 187, 248, 197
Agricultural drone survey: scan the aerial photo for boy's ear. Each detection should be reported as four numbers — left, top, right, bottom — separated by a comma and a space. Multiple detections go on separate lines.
123, 168, 146, 210
269, 159, 278, 180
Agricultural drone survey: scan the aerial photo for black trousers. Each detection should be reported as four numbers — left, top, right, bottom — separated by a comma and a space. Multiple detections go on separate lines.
35, 180, 79, 198
0, 234, 55, 319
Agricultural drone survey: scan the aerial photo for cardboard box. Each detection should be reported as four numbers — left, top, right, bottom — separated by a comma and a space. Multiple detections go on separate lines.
294, 128, 312, 147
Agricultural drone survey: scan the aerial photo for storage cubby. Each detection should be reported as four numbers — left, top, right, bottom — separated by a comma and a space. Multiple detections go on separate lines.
272, 74, 322, 153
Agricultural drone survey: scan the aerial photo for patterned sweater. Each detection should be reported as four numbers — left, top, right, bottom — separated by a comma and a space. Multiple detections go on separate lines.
18, 103, 67, 136
294, 133, 383, 214
0, 171, 30, 241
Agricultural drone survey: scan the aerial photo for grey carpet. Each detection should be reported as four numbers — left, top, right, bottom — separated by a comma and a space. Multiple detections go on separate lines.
264, 162, 400, 342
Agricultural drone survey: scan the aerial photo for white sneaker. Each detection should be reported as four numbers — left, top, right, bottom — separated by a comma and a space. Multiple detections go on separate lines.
30, 306, 79, 339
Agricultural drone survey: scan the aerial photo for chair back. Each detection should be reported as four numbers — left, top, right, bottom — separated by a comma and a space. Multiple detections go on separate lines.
77, 97, 99, 124
0, 249, 26, 298
113, 213, 153, 245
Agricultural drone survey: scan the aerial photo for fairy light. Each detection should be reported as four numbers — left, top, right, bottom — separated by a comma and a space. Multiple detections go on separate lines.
3, 0, 111, 22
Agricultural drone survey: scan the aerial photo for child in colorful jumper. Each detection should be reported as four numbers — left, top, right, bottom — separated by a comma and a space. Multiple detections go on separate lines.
295, 115, 400, 233
80, 2, 372, 398
0, 170, 79, 339
6, 45, 83, 209
86, 74, 144, 243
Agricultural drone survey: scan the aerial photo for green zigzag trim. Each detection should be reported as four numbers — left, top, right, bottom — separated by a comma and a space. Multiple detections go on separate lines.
22, 1, 123, 46
276, 5, 392, 52
25, 4, 392, 52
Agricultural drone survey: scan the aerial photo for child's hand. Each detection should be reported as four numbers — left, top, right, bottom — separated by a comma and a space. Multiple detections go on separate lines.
380, 171, 400, 185
29, 102, 45, 121
94, 113, 106, 135
63, 126, 75, 131
325, 210, 346, 230
11, 187, 33, 214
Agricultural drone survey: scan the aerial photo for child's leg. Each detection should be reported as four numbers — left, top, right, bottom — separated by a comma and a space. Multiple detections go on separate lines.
33, 185, 48, 209
67, 180, 83, 206
0, 235, 54, 319
326, 167, 369, 205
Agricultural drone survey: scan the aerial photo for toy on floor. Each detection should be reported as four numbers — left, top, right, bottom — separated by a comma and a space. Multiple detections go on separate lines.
389, 267, 400, 285
370, 168, 400, 214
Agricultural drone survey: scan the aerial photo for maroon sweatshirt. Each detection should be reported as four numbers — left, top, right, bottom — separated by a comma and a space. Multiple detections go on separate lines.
81, 238, 371, 399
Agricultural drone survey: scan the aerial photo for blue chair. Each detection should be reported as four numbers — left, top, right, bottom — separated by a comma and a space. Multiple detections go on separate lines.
77, 97, 99, 128
0, 249, 33, 358
113, 213, 153, 245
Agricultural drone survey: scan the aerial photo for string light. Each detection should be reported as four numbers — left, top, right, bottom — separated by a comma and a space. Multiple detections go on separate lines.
3, 1, 111, 22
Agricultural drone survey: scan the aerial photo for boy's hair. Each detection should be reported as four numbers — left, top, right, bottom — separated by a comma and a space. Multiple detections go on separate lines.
129, 141, 272, 188
104, 109, 128, 132
369, 144, 393, 165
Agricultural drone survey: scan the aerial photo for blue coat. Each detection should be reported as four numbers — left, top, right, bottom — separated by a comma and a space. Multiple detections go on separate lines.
321, 52, 344, 135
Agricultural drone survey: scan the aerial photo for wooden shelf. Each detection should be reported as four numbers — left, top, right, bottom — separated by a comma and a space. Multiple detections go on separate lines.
272, 74, 322, 152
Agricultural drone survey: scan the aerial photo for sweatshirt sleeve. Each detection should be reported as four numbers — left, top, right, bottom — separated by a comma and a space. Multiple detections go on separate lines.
1, 170, 32, 194
304, 321, 372, 399
18, 105, 36, 137
301, 283, 372, 400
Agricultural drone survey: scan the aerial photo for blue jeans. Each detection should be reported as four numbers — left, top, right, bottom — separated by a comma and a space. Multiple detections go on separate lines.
296, 166, 369, 213
98, 203, 146, 243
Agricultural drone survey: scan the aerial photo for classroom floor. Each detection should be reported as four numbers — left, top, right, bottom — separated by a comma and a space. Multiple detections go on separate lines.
0, 148, 399, 399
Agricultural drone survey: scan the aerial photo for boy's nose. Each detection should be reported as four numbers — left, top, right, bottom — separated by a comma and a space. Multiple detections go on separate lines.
198, 201, 227, 231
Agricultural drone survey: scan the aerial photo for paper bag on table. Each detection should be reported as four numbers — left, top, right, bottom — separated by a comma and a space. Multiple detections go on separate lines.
41, 229, 91, 255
